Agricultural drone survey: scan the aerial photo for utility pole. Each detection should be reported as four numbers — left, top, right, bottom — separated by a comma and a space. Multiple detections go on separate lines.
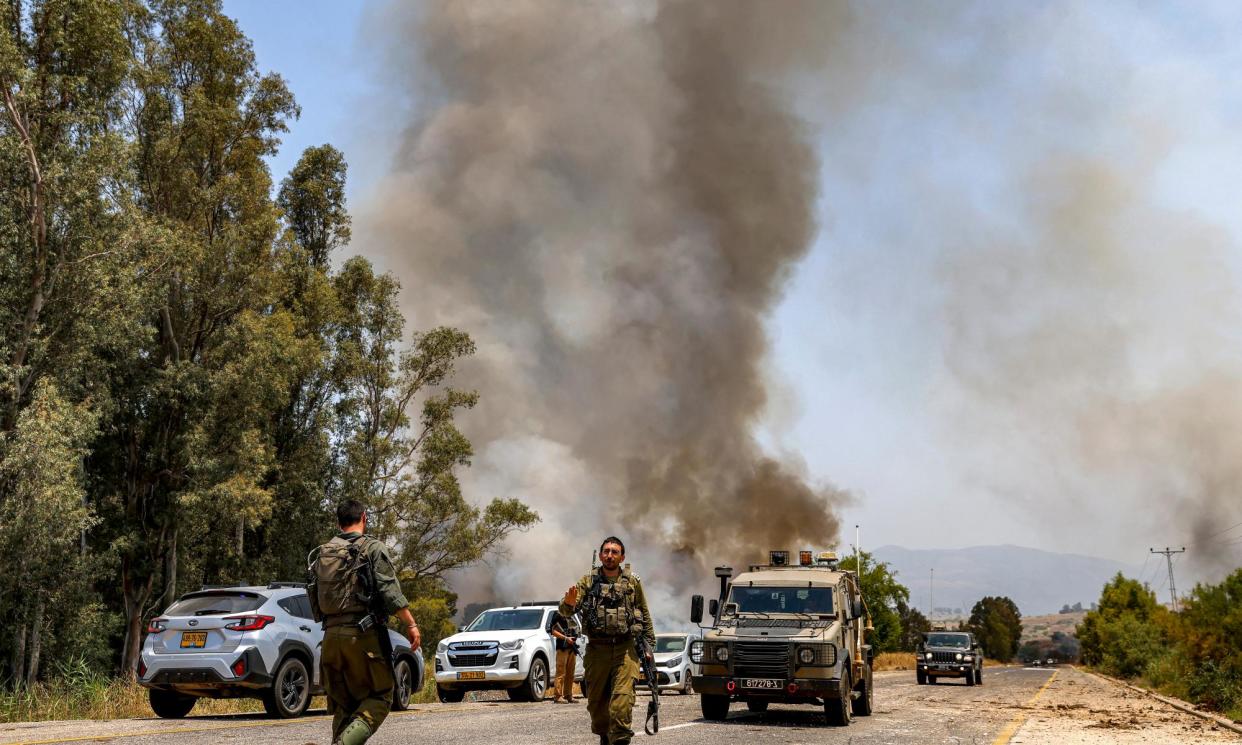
929, 567, 935, 621
1150, 547, 1186, 612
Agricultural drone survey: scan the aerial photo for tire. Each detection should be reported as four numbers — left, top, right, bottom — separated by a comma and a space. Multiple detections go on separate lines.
928, 676, 937, 685
746, 699, 769, 713
966, 670, 976, 686
392, 658, 415, 710
975, 667, 983, 686
824, 668, 851, 727
682, 676, 693, 695
149, 689, 197, 719
852, 662, 874, 716
437, 684, 466, 703
701, 693, 730, 721
512, 655, 549, 702
916, 669, 927, 685
262, 657, 311, 718
580, 678, 589, 699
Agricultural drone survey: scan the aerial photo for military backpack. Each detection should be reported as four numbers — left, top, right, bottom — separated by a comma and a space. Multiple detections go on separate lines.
307, 535, 374, 620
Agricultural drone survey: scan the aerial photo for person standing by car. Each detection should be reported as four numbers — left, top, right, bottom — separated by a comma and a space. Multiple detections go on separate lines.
560, 536, 655, 745
548, 612, 579, 703
308, 500, 421, 745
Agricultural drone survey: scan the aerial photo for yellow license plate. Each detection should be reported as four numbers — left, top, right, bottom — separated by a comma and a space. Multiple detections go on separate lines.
180, 631, 207, 648
457, 671, 485, 680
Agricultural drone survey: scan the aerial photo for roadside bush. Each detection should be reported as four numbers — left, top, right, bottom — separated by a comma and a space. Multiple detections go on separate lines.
1187, 660, 1242, 716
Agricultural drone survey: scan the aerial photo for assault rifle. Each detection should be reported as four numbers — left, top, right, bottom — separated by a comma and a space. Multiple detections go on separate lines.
635, 634, 660, 735
355, 544, 397, 683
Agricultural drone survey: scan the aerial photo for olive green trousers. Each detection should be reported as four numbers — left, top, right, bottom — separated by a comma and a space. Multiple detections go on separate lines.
583, 638, 640, 744
321, 625, 394, 741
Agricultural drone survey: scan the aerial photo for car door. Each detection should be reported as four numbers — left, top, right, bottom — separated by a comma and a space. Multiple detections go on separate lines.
278, 594, 323, 685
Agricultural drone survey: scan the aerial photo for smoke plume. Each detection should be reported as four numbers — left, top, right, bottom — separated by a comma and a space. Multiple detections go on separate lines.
358, 1, 850, 612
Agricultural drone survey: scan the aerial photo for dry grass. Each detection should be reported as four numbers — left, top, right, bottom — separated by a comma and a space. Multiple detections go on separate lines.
0, 677, 273, 723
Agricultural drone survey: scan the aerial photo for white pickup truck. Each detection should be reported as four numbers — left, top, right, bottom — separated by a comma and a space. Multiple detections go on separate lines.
434, 603, 583, 702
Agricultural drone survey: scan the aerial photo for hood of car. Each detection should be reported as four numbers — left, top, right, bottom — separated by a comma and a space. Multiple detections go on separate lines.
443, 629, 536, 645
654, 652, 685, 664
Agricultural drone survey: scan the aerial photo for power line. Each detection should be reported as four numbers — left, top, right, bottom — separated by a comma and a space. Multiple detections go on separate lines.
1201, 519, 1242, 542
1150, 547, 1186, 611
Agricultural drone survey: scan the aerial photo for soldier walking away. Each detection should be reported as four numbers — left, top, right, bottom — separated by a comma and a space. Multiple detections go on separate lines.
560, 536, 656, 745
548, 612, 579, 703
308, 500, 421, 745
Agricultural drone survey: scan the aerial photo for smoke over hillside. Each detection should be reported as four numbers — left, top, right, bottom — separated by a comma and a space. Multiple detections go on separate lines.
358, 0, 851, 609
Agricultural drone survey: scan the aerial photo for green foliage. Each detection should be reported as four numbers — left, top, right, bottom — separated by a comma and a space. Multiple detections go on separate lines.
895, 599, 931, 652
967, 596, 1022, 662
837, 550, 909, 653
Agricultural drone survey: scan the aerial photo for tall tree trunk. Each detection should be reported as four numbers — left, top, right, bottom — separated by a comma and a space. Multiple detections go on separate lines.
11, 624, 26, 690
236, 517, 244, 557
25, 598, 44, 687
120, 557, 155, 679
162, 528, 178, 610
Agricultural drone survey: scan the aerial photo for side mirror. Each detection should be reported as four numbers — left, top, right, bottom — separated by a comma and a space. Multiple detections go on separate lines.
852, 599, 864, 619
690, 595, 704, 625
708, 598, 719, 618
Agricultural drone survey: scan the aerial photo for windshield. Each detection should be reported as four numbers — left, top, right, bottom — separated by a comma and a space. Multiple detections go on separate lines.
926, 633, 971, 648
728, 586, 834, 615
465, 609, 545, 631
656, 637, 687, 653
165, 592, 263, 616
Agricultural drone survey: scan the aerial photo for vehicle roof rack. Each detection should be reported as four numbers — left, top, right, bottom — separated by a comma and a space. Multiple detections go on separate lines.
518, 601, 559, 607
267, 581, 307, 589
197, 583, 251, 591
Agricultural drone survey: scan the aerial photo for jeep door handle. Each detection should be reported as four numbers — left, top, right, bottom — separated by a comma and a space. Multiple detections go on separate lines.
300, 626, 312, 632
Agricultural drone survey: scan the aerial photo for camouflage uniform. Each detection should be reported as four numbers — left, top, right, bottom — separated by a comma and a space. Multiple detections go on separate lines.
560, 567, 655, 745
309, 531, 409, 745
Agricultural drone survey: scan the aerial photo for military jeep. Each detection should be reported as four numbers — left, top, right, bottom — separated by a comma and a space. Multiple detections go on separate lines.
916, 630, 983, 686
688, 551, 873, 726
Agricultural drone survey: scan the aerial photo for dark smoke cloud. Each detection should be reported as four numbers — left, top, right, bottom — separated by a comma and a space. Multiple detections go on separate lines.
357, 0, 851, 611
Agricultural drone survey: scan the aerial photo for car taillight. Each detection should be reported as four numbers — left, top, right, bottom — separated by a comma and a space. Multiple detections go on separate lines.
138, 659, 148, 678
232, 657, 247, 677
223, 615, 275, 631
146, 618, 167, 634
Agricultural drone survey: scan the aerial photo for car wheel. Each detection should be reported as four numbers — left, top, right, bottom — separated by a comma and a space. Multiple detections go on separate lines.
263, 657, 311, 718
928, 676, 937, 685
682, 676, 693, 695
437, 684, 466, 703
746, 699, 769, 713
392, 658, 415, 710
512, 655, 548, 702
851, 662, 873, 716
916, 669, 927, 685
700, 693, 730, 720
975, 667, 983, 686
966, 668, 976, 686
824, 668, 851, 726
149, 689, 197, 718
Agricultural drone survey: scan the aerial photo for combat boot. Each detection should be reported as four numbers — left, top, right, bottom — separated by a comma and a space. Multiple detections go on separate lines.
332, 718, 373, 745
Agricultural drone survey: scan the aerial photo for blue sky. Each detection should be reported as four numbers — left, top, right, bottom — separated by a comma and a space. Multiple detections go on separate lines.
226, 1, 1242, 586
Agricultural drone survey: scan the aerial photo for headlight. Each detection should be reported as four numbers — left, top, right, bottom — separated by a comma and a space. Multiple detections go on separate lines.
797, 647, 816, 665
955, 653, 963, 661
500, 639, 525, 651
713, 645, 730, 663
665, 655, 683, 668
689, 640, 704, 664
925, 652, 933, 660
963, 655, 973, 661
437, 641, 447, 653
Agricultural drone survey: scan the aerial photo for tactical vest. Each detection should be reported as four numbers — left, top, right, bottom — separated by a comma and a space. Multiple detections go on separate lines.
310, 535, 373, 617
582, 570, 644, 638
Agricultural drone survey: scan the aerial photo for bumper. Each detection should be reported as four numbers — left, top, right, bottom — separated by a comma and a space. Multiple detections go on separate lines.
139, 647, 272, 693
919, 663, 974, 678
693, 675, 845, 700
434, 653, 528, 689
655, 668, 690, 690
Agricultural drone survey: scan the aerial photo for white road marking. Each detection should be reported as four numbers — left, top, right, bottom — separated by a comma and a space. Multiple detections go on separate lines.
637, 721, 701, 736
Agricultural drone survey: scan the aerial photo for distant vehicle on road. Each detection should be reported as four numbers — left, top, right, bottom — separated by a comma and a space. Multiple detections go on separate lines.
1046, 658, 1056, 665
916, 631, 983, 686
138, 583, 423, 718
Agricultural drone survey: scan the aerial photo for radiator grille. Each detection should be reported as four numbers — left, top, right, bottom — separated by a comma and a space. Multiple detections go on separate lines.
732, 641, 790, 677
448, 652, 496, 667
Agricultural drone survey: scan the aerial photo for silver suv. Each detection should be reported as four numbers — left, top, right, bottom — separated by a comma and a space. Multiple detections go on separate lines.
138, 583, 424, 718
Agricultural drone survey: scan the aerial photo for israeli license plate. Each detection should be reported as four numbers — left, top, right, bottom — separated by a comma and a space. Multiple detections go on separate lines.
180, 631, 207, 648
741, 678, 781, 689
457, 671, 485, 680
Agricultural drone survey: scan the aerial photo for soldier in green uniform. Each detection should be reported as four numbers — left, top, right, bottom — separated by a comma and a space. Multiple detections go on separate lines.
560, 536, 655, 745
308, 500, 421, 745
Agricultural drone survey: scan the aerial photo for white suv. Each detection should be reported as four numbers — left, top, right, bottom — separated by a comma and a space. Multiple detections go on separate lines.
138, 583, 423, 718
434, 603, 577, 702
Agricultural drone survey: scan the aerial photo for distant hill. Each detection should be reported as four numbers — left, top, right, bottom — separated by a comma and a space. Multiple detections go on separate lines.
871, 544, 1143, 617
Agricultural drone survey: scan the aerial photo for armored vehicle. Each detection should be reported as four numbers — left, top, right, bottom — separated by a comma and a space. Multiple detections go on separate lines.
688, 551, 874, 726
916, 630, 983, 686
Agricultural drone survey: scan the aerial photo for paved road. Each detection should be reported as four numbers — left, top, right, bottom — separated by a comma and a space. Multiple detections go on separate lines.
2, 668, 1059, 745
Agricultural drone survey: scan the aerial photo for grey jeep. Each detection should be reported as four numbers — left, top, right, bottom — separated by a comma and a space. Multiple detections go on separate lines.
916, 631, 983, 686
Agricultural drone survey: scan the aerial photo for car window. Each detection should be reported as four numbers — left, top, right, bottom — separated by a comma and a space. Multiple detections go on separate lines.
165, 592, 264, 616
276, 594, 315, 619
656, 637, 687, 653
295, 595, 315, 619
466, 608, 545, 631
